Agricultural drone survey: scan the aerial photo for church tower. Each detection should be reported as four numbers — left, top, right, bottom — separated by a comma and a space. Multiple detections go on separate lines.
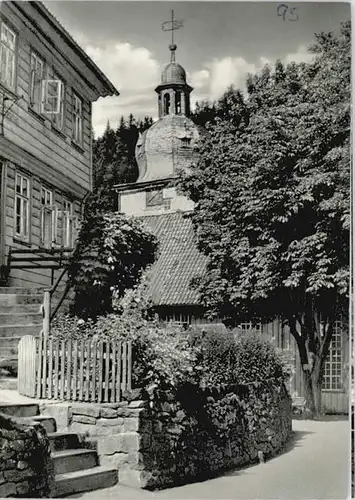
155, 43, 193, 118
116, 11, 204, 216
114, 11, 208, 322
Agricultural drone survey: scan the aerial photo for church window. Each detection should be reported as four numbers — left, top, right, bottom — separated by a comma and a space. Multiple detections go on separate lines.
163, 93, 170, 115
146, 189, 163, 208
180, 137, 191, 147
163, 198, 171, 210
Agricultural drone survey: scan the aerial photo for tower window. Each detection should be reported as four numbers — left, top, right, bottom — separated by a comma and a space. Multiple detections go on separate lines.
175, 91, 181, 114
164, 93, 170, 115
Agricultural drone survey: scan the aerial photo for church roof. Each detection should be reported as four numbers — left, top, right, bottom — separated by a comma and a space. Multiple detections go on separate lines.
140, 212, 207, 306
135, 115, 202, 183
161, 62, 187, 85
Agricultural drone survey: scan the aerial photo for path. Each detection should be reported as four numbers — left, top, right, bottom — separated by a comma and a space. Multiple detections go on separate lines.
72, 418, 349, 500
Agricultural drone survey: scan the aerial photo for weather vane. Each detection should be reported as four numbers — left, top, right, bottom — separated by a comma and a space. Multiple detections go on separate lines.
162, 10, 183, 62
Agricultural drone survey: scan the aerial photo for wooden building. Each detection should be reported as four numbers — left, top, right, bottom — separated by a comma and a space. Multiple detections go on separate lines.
116, 41, 349, 414
0, 1, 118, 288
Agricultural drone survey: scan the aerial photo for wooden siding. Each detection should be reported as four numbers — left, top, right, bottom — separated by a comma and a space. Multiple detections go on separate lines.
0, 2, 111, 287
0, 2, 94, 195
3, 161, 81, 288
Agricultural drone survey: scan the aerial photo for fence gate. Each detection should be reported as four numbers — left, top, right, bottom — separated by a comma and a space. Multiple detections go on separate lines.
18, 335, 37, 397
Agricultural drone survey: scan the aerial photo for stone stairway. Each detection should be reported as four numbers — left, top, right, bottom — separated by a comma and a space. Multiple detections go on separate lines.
0, 402, 118, 497
0, 287, 43, 361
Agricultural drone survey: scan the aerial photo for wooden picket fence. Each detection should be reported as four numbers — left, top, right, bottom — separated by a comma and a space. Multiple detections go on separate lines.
18, 333, 132, 403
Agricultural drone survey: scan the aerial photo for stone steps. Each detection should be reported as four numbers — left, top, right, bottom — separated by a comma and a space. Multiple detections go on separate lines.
0, 294, 43, 306
0, 285, 70, 365
0, 304, 43, 314
0, 312, 43, 326
48, 432, 82, 452
0, 287, 44, 295
52, 449, 98, 475
47, 428, 118, 495
0, 402, 118, 497
0, 377, 17, 390
32, 415, 57, 433
53, 466, 118, 497
0, 325, 42, 338
0, 402, 39, 418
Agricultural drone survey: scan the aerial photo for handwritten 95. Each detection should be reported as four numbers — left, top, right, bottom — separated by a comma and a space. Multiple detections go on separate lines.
277, 4, 299, 22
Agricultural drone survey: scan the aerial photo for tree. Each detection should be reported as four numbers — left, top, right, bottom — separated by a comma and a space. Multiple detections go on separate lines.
92, 115, 154, 210
68, 205, 158, 320
191, 100, 218, 128
178, 22, 350, 415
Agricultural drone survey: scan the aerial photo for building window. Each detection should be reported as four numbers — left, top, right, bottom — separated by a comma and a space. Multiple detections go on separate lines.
40, 187, 57, 248
238, 322, 262, 334
61, 200, 74, 247
146, 189, 163, 208
72, 93, 83, 145
323, 321, 344, 391
30, 51, 44, 113
0, 22, 16, 89
43, 71, 64, 131
14, 173, 30, 241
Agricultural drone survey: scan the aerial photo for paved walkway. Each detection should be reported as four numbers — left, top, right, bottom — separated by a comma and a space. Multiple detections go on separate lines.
71, 418, 349, 500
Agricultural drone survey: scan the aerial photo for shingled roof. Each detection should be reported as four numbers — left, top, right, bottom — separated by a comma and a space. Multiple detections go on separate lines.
140, 212, 207, 306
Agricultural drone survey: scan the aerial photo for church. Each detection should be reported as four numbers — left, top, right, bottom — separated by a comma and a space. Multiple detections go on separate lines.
116, 40, 209, 324
115, 36, 349, 414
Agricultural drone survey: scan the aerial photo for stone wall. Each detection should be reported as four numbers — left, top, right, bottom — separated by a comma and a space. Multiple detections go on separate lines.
136, 382, 292, 489
0, 413, 54, 498
59, 394, 148, 489
59, 383, 291, 490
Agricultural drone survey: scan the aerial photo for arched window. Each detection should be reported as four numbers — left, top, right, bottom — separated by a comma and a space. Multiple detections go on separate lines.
175, 91, 181, 114
163, 93, 170, 115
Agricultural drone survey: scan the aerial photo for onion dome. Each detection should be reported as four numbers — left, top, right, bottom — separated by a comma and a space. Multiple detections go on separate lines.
161, 62, 187, 85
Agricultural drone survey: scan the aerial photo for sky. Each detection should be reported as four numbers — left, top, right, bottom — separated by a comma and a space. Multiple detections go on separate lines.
42, 1, 350, 137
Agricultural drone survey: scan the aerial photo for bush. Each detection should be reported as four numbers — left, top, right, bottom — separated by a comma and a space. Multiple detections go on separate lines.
51, 275, 288, 414
50, 277, 201, 390
189, 327, 287, 388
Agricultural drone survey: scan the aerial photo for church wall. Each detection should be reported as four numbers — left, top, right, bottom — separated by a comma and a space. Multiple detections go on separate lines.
120, 188, 194, 217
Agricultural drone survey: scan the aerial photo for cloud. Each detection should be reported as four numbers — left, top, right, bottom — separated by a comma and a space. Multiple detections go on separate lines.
83, 39, 314, 137
284, 45, 314, 65
83, 42, 160, 136
188, 45, 314, 107
189, 56, 261, 104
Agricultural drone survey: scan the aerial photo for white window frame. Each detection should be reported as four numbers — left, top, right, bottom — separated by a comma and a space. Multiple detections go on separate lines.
14, 173, 30, 241
41, 71, 64, 131
41, 79, 62, 114
0, 21, 16, 90
61, 200, 74, 248
40, 187, 57, 248
30, 51, 44, 112
323, 321, 344, 391
238, 322, 262, 334
72, 93, 83, 145
163, 198, 171, 211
